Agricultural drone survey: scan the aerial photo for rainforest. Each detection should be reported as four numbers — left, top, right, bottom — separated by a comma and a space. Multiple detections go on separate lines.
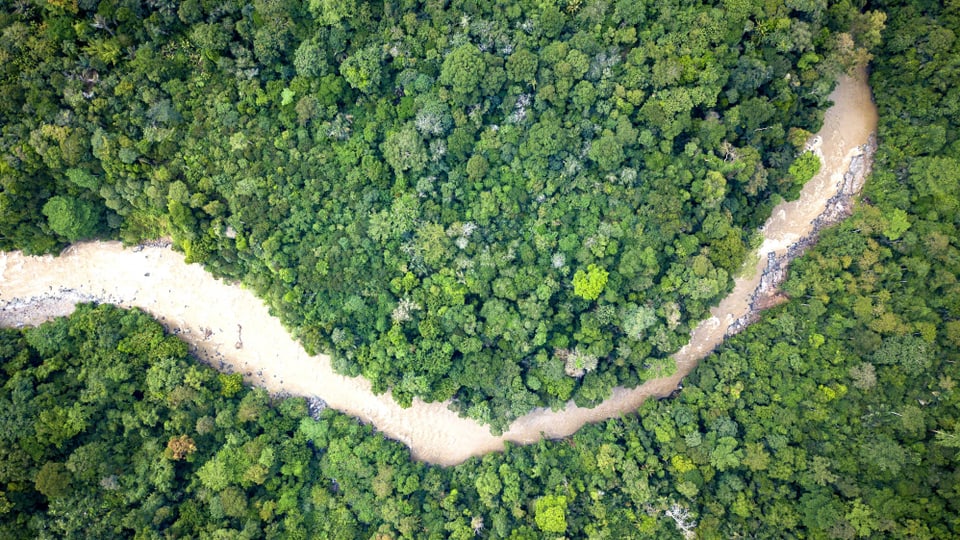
2, 0, 959, 538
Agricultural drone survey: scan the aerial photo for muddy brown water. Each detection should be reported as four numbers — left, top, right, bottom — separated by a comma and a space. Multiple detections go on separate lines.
0, 70, 877, 466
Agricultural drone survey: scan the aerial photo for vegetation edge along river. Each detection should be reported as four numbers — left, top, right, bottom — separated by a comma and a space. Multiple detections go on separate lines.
0, 71, 877, 466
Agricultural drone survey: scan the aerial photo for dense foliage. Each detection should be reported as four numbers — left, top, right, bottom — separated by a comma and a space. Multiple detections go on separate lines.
633, 3, 960, 532
4, 0, 960, 537
0, 0, 880, 427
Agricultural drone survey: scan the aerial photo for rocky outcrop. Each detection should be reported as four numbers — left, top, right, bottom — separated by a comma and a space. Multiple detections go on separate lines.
727, 135, 877, 337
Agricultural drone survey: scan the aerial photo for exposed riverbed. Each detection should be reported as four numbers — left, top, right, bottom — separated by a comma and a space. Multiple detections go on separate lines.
0, 70, 877, 466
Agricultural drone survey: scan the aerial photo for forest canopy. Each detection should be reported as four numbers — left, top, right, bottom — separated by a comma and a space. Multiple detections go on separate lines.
3, 0, 960, 538
0, 0, 881, 427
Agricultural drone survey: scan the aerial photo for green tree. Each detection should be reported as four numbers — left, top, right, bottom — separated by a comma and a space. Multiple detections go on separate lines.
65, 168, 99, 190
34, 462, 72, 500
41, 196, 100, 241
475, 468, 502, 507
340, 45, 382, 94
466, 154, 489, 181
381, 124, 427, 177
439, 44, 486, 99
506, 49, 538, 84
588, 133, 625, 172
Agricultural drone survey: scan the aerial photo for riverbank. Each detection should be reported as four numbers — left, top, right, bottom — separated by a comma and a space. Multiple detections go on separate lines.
0, 70, 877, 466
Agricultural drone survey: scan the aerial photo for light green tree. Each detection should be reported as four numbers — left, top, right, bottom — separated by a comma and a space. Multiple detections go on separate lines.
621, 304, 657, 339
573, 264, 609, 301
534, 495, 568, 534
788, 151, 821, 187
308, 0, 356, 25
883, 208, 910, 241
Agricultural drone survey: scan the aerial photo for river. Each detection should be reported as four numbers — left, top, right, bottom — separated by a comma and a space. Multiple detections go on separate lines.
0, 69, 878, 466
